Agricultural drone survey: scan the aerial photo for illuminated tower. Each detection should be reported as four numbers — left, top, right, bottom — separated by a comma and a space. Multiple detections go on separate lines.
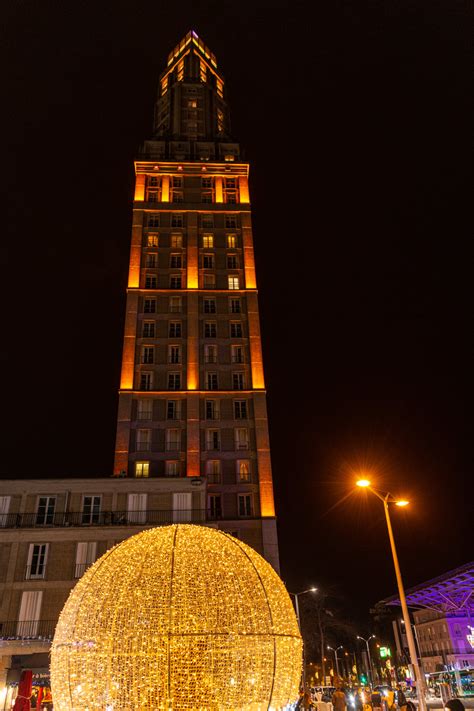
114, 31, 278, 569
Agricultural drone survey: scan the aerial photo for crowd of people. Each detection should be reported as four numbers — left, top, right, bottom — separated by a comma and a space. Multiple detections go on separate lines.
295, 684, 467, 711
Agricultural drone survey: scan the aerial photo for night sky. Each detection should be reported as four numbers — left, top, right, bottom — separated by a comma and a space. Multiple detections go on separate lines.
2, 0, 472, 625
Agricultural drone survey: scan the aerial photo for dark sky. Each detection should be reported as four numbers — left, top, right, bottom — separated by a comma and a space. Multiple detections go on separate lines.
2, 0, 472, 625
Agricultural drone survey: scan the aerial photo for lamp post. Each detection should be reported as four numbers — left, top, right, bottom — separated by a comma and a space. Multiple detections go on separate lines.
356, 479, 427, 711
327, 645, 343, 679
289, 587, 318, 689
356, 634, 375, 686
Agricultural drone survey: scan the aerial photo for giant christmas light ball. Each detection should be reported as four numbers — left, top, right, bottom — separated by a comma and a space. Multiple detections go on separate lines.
51, 525, 302, 710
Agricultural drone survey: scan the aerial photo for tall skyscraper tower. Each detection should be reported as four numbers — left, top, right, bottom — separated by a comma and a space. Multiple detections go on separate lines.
114, 31, 278, 569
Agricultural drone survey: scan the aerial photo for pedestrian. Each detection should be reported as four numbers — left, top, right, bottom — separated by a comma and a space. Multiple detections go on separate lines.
371, 688, 383, 711
385, 687, 396, 711
332, 686, 347, 711
444, 700, 465, 711
354, 688, 364, 711
396, 686, 407, 711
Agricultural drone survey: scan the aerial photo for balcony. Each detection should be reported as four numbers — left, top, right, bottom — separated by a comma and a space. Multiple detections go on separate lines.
0, 619, 56, 641
0, 509, 208, 529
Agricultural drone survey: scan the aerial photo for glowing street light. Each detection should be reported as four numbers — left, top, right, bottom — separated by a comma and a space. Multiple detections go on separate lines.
356, 634, 375, 686
355, 478, 426, 711
327, 644, 343, 678
289, 587, 318, 689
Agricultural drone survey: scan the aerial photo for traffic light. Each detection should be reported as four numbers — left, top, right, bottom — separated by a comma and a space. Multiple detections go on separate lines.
360, 673, 367, 685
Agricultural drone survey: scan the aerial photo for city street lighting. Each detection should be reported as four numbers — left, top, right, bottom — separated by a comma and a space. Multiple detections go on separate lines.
327, 644, 343, 678
355, 479, 427, 711
356, 634, 375, 686
289, 587, 318, 688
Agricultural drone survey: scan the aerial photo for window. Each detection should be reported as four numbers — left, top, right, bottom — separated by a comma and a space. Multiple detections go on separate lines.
238, 493, 252, 517
140, 373, 153, 391
17, 590, 43, 637
234, 400, 248, 419
136, 429, 151, 451
206, 460, 221, 483
206, 372, 218, 390
171, 213, 184, 227
169, 296, 182, 313
167, 400, 181, 420
203, 274, 216, 289
168, 321, 182, 337
208, 494, 222, 519
146, 253, 157, 268
141, 346, 154, 364
149, 176, 159, 187
147, 190, 158, 202
171, 233, 183, 248
166, 461, 181, 477
205, 400, 219, 420
231, 345, 244, 363
147, 214, 160, 228
82, 496, 101, 525
233, 372, 245, 390
170, 274, 182, 289
226, 234, 236, 248
202, 191, 214, 204
145, 274, 157, 289
204, 298, 216, 314
168, 372, 181, 390
36, 497, 56, 526
201, 215, 214, 228
172, 190, 184, 203
75, 541, 97, 578
0, 496, 11, 527
202, 234, 214, 249
217, 108, 224, 133
203, 254, 214, 269
172, 176, 182, 188
170, 253, 182, 268
202, 177, 213, 189
235, 428, 249, 450
168, 345, 181, 364
229, 298, 241, 314
144, 298, 156, 314
204, 321, 217, 338
166, 428, 180, 451
237, 460, 251, 482
127, 493, 148, 525
142, 321, 155, 338
137, 399, 153, 420
135, 461, 150, 478
225, 214, 238, 228
26, 543, 48, 579
204, 344, 217, 364
230, 322, 243, 338
227, 255, 238, 269
147, 233, 159, 247
188, 99, 198, 109
228, 276, 240, 290
206, 429, 220, 451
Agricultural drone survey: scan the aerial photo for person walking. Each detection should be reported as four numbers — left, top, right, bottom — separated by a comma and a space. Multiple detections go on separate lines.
371, 688, 383, 711
396, 685, 407, 711
332, 686, 347, 711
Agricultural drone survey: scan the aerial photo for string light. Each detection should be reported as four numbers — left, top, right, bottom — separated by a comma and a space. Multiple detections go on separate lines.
51, 525, 302, 710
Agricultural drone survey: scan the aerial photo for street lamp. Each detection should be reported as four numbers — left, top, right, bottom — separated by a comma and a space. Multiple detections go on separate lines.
356, 634, 375, 686
289, 587, 318, 689
355, 479, 427, 711
327, 644, 343, 679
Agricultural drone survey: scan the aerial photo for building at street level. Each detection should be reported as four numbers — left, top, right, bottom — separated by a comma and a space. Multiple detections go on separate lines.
113, 31, 279, 569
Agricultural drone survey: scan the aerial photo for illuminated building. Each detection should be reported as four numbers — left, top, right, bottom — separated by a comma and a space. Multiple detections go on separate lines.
51, 525, 302, 710
114, 30, 279, 570
381, 561, 474, 678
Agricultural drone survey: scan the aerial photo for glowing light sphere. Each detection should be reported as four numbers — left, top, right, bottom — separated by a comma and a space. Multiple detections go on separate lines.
51, 525, 302, 710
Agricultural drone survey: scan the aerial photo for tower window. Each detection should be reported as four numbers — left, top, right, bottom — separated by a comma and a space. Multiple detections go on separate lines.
204, 321, 217, 338
235, 427, 249, 450
168, 373, 181, 391
206, 429, 220, 451
145, 274, 157, 289
206, 372, 218, 390
147, 233, 159, 247
165, 461, 180, 477
170, 254, 182, 269
234, 400, 248, 419
206, 460, 221, 483
238, 493, 253, 517
137, 399, 153, 420
140, 373, 153, 391
205, 400, 219, 420
144, 298, 156, 314
204, 298, 216, 314
168, 321, 182, 338
203, 254, 214, 269
146, 253, 157, 268
231, 345, 244, 364
141, 346, 154, 364
230, 322, 243, 338
237, 460, 251, 483
170, 274, 182, 289
142, 321, 155, 338
226, 234, 236, 248
167, 400, 180, 420
203, 274, 216, 289
135, 461, 150, 478
229, 298, 241, 313
227, 255, 238, 269
171, 214, 184, 228
204, 345, 217, 364
228, 276, 240, 290
201, 215, 214, 228
148, 214, 160, 228
217, 108, 224, 133
171, 233, 183, 248
168, 345, 181, 364
232, 372, 245, 390
202, 234, 214, 248
225, 215, 238, 228
169, 296, 182, 313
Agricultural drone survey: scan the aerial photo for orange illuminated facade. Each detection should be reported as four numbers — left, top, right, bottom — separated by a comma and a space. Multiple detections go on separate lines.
113, 31, 279, 569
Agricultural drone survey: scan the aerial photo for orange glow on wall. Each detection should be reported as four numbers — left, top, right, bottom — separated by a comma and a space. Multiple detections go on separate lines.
187, 293, 199, 390
247, 295, 265, 389
239, 176, 250, 204
127, 245, 141, 288
161, 176, 170, 202
186, 395, 200, 477
119, 294, 138, 389
113, 395, 133, 476
134, 174, 145, 201
187, 245, 198, 289
215, 176, 223, 203
242, 226, 257, 289
253, 393, 276, 517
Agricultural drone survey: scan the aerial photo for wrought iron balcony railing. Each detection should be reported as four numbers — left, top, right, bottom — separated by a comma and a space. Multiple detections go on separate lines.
0, 509, 209, 529
0, 619, 56, 641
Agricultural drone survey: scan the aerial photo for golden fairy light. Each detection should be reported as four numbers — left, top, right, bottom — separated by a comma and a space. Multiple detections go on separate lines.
50, 525, 302, 710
